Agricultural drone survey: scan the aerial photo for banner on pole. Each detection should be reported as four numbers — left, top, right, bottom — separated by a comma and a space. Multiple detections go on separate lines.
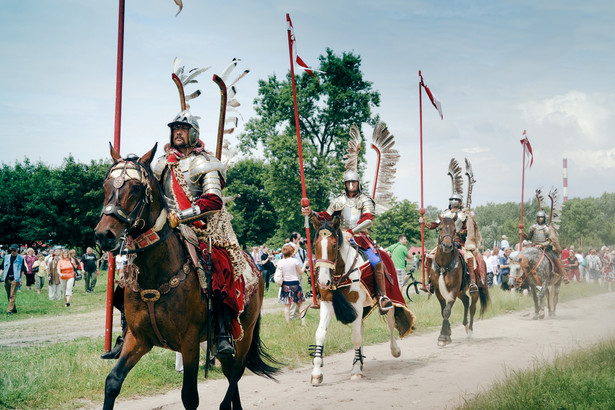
419, 72, 443, 119
286, 14, 322, 82
520, 130, 534, 168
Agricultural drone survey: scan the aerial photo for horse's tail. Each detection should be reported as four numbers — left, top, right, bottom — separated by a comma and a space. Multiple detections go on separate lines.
332, 289, 358, 324
478, 285, 489, 318
245, 315, 281, 380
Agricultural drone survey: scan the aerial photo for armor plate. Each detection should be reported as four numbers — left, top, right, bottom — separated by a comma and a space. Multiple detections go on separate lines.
328, 192, 375, 232
529, 223, 550, 245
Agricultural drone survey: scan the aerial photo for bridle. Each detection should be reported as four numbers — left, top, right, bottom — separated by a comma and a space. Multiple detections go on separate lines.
314, 226, 360, 289
100, 157, 169, 254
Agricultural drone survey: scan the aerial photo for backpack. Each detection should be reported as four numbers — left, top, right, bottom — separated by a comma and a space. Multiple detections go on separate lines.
588, 256, 598, 271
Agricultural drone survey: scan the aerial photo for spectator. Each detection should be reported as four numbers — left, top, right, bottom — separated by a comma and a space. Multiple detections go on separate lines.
277, 244, 306, 326
81, 247, 99, 293
574, 248, 585, 281
567, 249, 580, 283
488, 247, 501, 285
483, 250, 494, 287
24, 247, 37, 291
58, 250, 75, 307
48, 249, 62, 301
499, 247, 512, 291
32, 253, 48, 294
585, 249, 601, 284
260, 253, 275, 292
387, 235, 409, 289
2, 244, 26, 315
500, 235, 510, 250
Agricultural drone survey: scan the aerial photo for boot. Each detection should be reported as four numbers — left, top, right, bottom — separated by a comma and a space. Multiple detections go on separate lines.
215, 306, 235, 357
554, 257, 570, 284
374, 262, 393, 313
101, 311, 126, 359
467, 257, 478, 293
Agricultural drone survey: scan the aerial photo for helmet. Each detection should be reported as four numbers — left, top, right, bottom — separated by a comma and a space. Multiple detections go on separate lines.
168, 110, 200, 147
536, 210, 546, 223
343, 170, 360, 183
449, 193, 463, 209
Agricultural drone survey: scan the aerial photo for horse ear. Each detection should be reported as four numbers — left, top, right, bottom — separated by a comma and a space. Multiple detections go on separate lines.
310, 214, 320, 230
109, 142, 121, 162
139, 143, 158, 166
332, 216, 341, 230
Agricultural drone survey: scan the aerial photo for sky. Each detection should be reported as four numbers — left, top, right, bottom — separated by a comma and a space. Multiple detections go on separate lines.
1, 0, 614, 209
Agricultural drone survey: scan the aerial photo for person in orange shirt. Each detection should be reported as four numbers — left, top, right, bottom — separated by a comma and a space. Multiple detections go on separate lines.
57, 250, 75, 307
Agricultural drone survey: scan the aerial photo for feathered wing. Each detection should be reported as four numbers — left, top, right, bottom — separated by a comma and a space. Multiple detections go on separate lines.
548, 187, 562, 230
371, 121, 399, 211
447, 158, 463, 196
216, 59, 250, 135
535, 188, 545, 211
344, 124, 362, 173
464, 158, 476, 209
172, 57, 211, 111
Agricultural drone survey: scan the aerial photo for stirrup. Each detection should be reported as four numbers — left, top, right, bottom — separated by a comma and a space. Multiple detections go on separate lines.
215, 336, 235, 357
469, 282, 479, 293
378, 296, 393, 313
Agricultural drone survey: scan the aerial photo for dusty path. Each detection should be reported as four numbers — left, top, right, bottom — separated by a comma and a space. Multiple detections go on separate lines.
105, 292, 615, 410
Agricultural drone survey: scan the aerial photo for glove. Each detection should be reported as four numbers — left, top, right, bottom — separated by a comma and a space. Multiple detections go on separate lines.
168, 211, 179, 229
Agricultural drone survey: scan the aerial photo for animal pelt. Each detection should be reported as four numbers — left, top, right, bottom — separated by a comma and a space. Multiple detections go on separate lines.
462, 209, 481, 252
548, 225, 562, 254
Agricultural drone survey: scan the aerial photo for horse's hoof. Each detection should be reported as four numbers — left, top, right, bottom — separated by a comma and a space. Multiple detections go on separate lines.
539, 312, 545, 320
391, 347, 401, 358
311, 374, 323, 385
465, 324, 469, 334
350, 373, 364, 380
466, 330, 473, 338
438, 340, 447, 346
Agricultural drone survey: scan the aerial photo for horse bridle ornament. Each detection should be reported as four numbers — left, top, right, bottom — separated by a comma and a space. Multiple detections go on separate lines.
101, 157, 169, 254
314, 227, 360, 289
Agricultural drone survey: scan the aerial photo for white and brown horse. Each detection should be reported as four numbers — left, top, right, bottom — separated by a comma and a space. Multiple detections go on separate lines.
309, 215, 415, 384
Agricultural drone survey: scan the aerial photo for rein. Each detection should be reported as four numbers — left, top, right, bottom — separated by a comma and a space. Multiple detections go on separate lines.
515, 247, 546, 287
314, 227, 361, 289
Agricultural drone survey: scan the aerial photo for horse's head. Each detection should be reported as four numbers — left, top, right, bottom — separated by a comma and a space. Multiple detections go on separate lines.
312, 215, 343, 289
438, 215, 456, 253
94, 143, 162, 252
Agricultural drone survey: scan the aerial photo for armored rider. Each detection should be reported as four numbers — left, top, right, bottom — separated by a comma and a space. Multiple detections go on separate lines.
301, 170, 393, 312
425, 193, 483, 293
102, 110, 241, 359
525, 210, 568, 283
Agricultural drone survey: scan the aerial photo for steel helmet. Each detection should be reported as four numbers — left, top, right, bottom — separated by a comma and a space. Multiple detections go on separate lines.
449, 193, 463, 209
343, 170, 360, 183
536, 210, 546, 222
168, 110, 200, 147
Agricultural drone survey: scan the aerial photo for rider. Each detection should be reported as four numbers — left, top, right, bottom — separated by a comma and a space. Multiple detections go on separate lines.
301, 170, 393, 313
102, 110, 242, 359
525, 210, 569, 284
425, 193, 484, 293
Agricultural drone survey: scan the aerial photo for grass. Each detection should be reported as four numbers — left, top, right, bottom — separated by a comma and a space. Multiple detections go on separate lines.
459, 338, 615, 410
0, 279, 610, 409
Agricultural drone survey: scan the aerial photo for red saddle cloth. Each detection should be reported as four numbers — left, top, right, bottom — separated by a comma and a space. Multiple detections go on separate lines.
359, 251, 407, 308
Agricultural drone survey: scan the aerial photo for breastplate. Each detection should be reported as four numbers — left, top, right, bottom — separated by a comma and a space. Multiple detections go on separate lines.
531, 224, 549, 243
161, 156, 202, 213
340, 196, 363, 231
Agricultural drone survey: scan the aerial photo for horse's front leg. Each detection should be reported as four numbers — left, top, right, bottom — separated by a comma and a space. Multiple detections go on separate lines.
350, 290, 368, 380
103, 331, 151, 410
538, 286, 547, 319
386, 308, 401, 358
311, 300, 333, 385
179, 337, 201, 410
530, 286, 540, 320
436, 291, 454, 346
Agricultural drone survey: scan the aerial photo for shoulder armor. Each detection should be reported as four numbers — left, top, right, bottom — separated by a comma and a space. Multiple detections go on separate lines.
328, 195, 346, 213
152, 155, 167, 181
441, 209, 456, 219
188, 153, 226, 184
357, 193, 375, 214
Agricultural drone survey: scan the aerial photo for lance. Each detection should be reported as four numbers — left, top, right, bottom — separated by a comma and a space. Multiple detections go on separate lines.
103, 0, 126, 353
418, 71, 427, 291
519, 131, 527, 250
286, 13, 317, 305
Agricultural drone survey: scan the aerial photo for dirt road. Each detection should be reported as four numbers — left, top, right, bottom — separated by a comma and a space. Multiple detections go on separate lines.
100, 292, 615, 410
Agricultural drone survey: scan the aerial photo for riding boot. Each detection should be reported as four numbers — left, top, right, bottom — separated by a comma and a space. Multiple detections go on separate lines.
421, 257, 434, 293
554, 257, 570, 284
374, 262, 393, 314
467, 257, 478, 293
101, 310, 127, 359
215, 305, 235, 357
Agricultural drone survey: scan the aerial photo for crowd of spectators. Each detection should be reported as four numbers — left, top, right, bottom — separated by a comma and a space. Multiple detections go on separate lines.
0, 245, 100, 315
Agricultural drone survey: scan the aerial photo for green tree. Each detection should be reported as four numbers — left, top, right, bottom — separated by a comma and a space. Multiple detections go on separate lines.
239, 49, 380, 238
371, 199, 421, 247
224, 159, 277, 247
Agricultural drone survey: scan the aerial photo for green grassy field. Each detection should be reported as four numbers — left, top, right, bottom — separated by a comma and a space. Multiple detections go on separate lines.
0, 277, 610, 409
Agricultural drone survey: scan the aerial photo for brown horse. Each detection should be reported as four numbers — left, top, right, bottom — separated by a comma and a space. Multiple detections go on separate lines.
429, 216, 488, 346
94, 144, 278, 410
